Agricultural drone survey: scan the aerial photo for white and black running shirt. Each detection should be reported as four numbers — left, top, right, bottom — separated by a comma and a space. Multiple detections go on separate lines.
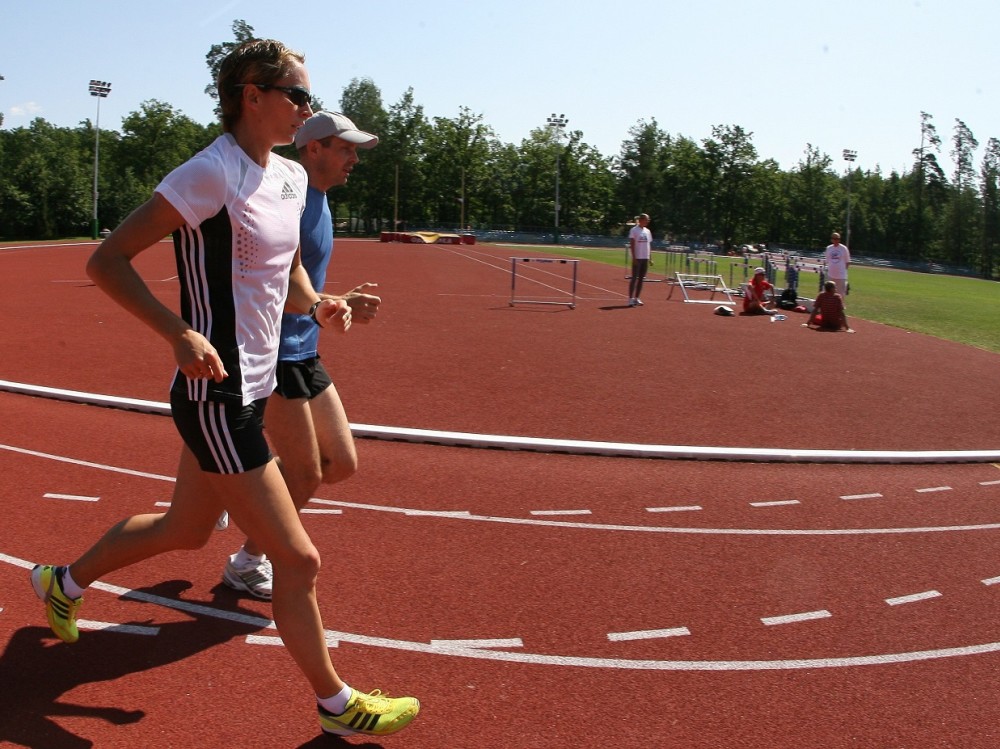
156, 133, 307, 405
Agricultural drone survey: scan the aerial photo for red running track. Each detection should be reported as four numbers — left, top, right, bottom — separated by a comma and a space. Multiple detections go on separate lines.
1, 240, 1000, 748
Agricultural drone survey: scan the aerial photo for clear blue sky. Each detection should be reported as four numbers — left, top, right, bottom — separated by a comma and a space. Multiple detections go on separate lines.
3, 0, 998, 176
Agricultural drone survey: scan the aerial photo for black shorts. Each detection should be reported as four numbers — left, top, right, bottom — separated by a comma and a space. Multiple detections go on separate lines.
273, 357, 333, 400
170, 392, 272, 474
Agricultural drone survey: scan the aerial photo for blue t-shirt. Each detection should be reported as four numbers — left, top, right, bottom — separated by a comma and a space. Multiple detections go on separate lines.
278, 185, 334, 361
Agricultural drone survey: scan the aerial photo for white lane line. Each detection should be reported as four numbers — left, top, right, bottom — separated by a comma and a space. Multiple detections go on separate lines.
44, 493, 99, 502
6, 550, 1000, 671
530, 509, 592, 516
646, 506, 702, 513
981, 576, 1000, 586
886, 590, 942, 606
404, 509, 473, 517
77, 619, 160, 636
431, 638, 524, 650
916, 486, 952, 494
608, 627, 691, 642
979, 480, 1000, 486
248, 633, 340, 647
761, 610, 832, 626
841, 493, 883, 500
750, 500, 800, 508
301, 509, 343, 515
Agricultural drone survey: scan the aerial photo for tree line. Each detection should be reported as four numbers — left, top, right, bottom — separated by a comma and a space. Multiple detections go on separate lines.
3, 22, 1000, 278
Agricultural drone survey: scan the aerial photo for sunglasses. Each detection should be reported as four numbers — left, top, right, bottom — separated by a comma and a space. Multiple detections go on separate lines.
236, 83, 312, 108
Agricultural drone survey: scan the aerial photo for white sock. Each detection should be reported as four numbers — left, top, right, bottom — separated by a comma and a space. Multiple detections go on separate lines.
60, 567, 86, 599
232, 548, 263, 569
318, 684, 353, 714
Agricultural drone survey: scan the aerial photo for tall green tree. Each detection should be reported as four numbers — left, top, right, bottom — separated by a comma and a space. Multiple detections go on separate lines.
943, 118, 979, 266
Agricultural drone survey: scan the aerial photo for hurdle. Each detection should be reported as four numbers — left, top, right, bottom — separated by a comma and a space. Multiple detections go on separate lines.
509, 257, 579, 309
667, 273, 736, 304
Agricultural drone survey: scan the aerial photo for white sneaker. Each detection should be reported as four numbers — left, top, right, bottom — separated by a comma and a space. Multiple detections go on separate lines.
222, 554, 273, 600
634, 298, 644, 306
215, 511, 229, 531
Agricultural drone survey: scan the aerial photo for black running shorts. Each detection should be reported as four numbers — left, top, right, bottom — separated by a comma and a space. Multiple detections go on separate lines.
170, 393, 272, 474
273, 357, 333, 400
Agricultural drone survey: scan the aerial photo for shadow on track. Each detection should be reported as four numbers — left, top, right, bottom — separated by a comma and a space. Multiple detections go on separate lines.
0, 580, 266, 749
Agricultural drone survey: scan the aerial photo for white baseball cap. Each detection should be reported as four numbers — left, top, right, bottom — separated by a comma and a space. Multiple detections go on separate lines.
294, 111, 379, 149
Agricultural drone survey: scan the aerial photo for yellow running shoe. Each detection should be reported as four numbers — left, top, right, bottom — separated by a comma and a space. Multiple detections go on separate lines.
318, 689, 420, 736
30, 565, 82, 643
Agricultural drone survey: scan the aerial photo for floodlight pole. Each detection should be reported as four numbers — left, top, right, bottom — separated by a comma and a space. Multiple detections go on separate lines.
89, 80, 112, 240
843, 148, 857, 249
546, 113, 568, 244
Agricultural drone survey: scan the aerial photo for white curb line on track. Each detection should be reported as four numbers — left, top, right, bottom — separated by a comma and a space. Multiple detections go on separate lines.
2, 379, 998, 464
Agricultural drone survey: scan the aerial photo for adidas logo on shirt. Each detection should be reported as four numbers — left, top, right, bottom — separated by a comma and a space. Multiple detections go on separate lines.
280, 181, 299, 200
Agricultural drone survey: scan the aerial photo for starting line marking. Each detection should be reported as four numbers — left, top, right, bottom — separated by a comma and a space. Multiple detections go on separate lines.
608, 627, 691, 642
761, 610, 832, 626
44, 492, 99, 502
530, 509, 592, 516
886, 590, 942, 606
431, 638, 524, 650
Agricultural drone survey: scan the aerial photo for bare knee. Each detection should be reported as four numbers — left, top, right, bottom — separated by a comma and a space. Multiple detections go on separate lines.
274, 545, 322, 588
321, 453, 357, 485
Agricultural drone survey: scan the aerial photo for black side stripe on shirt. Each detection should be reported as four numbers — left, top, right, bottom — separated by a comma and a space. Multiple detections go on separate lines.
177, 222, 213, 402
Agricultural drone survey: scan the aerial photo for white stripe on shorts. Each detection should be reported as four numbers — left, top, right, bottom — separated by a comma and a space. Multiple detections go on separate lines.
197, 401, 244, 474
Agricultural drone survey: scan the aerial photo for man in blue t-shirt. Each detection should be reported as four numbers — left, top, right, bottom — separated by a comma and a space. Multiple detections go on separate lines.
221, 112, 380, 599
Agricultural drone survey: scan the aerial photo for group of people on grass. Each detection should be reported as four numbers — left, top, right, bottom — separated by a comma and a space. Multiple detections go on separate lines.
741, 232, 854, 333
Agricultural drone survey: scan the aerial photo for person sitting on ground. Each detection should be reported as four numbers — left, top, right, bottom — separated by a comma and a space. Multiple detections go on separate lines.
804, 280, 854, 332
742, 267, 777, 315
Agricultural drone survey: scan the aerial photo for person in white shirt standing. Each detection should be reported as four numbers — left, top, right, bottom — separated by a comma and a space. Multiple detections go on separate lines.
824, 232, 851, 298
628, 213, 653, 306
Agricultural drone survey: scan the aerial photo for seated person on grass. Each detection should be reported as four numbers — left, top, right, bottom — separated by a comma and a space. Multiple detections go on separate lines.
805, 281, 854, 332
743, 267, 777, 315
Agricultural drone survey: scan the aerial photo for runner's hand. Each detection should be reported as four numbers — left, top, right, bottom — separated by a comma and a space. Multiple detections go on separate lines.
345, 283, 381, 323
314, 299, 352, 333
174, 329, 227, 382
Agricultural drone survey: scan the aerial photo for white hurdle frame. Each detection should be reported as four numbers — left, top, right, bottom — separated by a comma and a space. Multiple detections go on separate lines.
509, 257, 579, 309
668, 273, 736, 304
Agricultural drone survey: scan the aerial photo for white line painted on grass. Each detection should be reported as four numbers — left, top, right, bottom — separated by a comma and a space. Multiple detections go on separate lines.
608, 627, 691, 642
44, 493, 99, 502
761, 610, 832, 626
886, 591, 942, 606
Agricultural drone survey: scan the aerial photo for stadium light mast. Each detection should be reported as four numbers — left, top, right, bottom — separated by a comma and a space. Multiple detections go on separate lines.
546, 113, 568, 244
89, 80, 112, 240
842, 149, 857, 249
